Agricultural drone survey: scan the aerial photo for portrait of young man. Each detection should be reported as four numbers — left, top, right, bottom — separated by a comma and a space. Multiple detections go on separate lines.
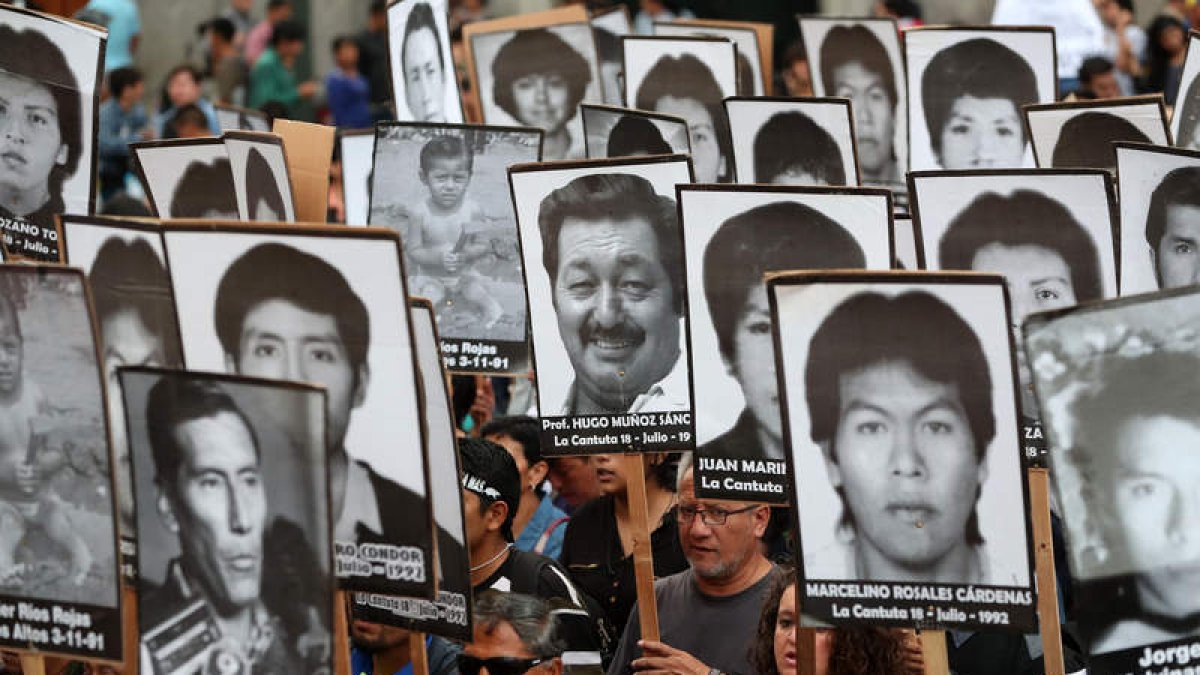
724, 99, 857, 186
132, 139, 239, 220
1144, 165, 1200, 290
127, 372, 332, 675
388, 0, 462, 124
163, 229, 436, 595
581, 105, 690, 161
1024, 102, 1166, 174
224, 135, 295, 222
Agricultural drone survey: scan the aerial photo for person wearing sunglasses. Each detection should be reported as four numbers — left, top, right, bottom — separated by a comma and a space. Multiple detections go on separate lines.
607, 454, 779, 675
461, 591, 564, 675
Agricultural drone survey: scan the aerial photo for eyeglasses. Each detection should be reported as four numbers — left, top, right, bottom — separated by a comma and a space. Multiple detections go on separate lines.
457, 655, 548, 675
676, 504, 758, 526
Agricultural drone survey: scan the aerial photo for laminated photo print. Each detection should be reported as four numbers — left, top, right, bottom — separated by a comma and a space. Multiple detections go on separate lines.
1025, 96, 1171, 173
1170, 30, 1200, 151
770, 271, 1036, 632
123, 368, 333, 675
465, 6, 602, 161
387, 0, 463, 124
131, 138, 237, 220
680, 185, 892, 503
60, 215, 183, 579
905, 27, 1057, 172
223, 131, 296, 222
214, 104, 271, 133
0, 264, 122, 662
1025, 287, 1200, 674
162, 224, 437, 597
590, 5, 632, 106
1114, 142, 1200, 295
340, 129, 375, 226
508, 154, 695, 455
0, 6, 105, 262
799, 17, 906, 191
724, 97, 859, 186
893, 214, 919, 270
581, 103, 690, 160
369, 122, 543, 374
351, 299, 472, 641
622, 35, 737, 184
653, 21, 764, 96
909, 169, 1119, 466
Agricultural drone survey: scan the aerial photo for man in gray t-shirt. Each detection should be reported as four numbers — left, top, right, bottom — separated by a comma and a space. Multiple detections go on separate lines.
607, 457, 778, 675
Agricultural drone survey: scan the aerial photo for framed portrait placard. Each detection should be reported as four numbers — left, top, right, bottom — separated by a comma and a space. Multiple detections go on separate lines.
339, 128, 375, 226
590, 5, 632, 106
680, 185, 892, 503
724, 97, 859, 186
131, 138, 237, 220
893, 214, 919, 270
162, 223, 437, 597
799, 17, 906, 191
581, 103, 690, 160
1114, 142, 1200, 296
653, 21, 764, 96
214, 103, 271, 132
0, 264, 122, 662
369, 121, 543, 374
508, 154, 695, 455
223, 131, 297, 222
1024, 96, 1171, 173
1025, 287, 1200, 674
387, 0, 464, 124
908, 168, 1119, 466
351, 299, 472, 641
770, 270, 1037, 632
1170, 30, 1200, 151
904, 26, 1058, 172
0, 5, 105, 262
122, 368, 334, 675
463, 6, 602, 161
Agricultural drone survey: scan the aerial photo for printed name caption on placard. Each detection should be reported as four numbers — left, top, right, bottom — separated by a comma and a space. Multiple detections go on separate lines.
541, 412, 693, 453
0, 600, 116, 656
440, 339, 520, 373
1, 217, 59, 260
1087, 637, 1200, 675
696, 457, 788, 497
355, 590, 470, 628
804, 581, 1036, 631
335, 541, 427, 582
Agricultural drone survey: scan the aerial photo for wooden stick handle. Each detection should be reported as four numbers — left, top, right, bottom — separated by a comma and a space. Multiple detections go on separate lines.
796, 628, 818, 675
622, 453, 660, 642
411, 632, 430, 675
19, 654, 46, 675
919, 630, 949, 675
335, 589, 352, 675
1028, 468, 1065, 675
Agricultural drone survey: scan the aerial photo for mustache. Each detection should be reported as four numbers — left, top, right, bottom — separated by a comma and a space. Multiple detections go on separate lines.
580, 319, 645, 345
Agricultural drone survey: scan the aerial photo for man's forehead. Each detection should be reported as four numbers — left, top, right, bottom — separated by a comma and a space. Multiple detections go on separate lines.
838, 360, 963, 407
172, 411, 258, 467
1164, 202, 1200, 235
557, 215, 661, 261
468, 621, 535, 658
241, 298, 345, 340
0, 70, 54, 102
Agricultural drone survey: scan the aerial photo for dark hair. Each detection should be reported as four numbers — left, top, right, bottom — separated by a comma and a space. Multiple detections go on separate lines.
703, 201, 865, 361
369, 0, 386, 15
1145, 15, 1188, 99
209, 17, 236, 44
1176, 75, 1200, 148
0, 25, 82, 201
1051, 112, 1150, 170
752, 566, 795, 675
109, 66, 143, 100
0, 294, 21, 341
921, 38, 1038, 157
1146, 166, 1200, 252
213, 243, 369, 377
805, 291, 993, 543
592, 26, 621, 64
403, 3, 445, 72
736, 51, 755, 97
635, 53, 731, 179
1078, 56, 1115, 87
1114, 0, 1134, 12
938, 190, 1104, 303
753, 111, 845, 184
881, 0, 922, 19
90, 237, 183, 367
169, 158, 238, 217
819, 25, 897, 109
481, 415, 544, 465
419, 134, 474, 174
607, 115, 671, 157
271, 19, 305, 48
538, 173, 683, 314
458, 436, 521, 541
331, 34, 356, 53
474, 591, 565, 659
268, 0, 291, 10
146, 376, 260, 491
245, 147, 286, 220
167, 103, 210, 138
100, 194, 152, 217
492, 28, 591, 125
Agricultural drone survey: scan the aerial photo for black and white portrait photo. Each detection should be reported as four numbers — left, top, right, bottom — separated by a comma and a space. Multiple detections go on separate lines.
353, 300, 472, 640
388, 0, 463, 124
214, 104, 271, 133
162, 226, 436, 597
0, 265, 121, 661
799, 18, 906, 189
590, 6, 632, 106
909, 169, 1118, 451
1025, 287, 1200, 670
369, 122, 542, 374
339, 129, 374, 226
680, 185, 892, 504
60, 216, 183, 570
893, 214, 919, 270
508, 155, 695, 454
653, 21, 764, 96
0, 6, 104, 262
224, 131, 296, 222
123, 369, 333, 675
724, 97, 859, 186
132, 138, 238, 220
581, 104, 690, 160
466, 7, 601, 161
1115, 142, 1200, 295
623, 35, 737, 184
1170, 31, 1200, 151
1025, 97, 1170, 173
770, 272, 1036, 631
905, 27, 1057, 171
